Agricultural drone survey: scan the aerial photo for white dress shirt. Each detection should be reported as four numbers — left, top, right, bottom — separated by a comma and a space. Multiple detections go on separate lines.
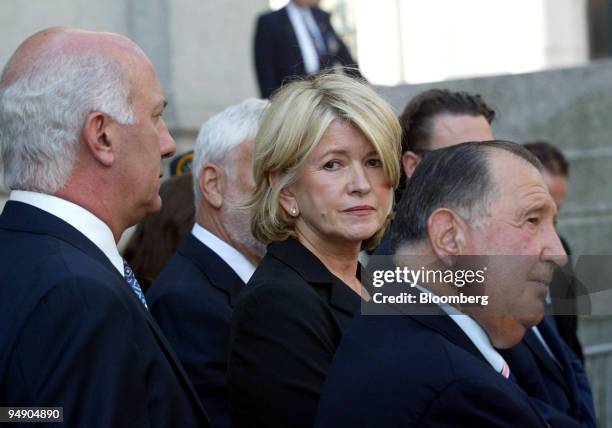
10, 190, 124, 276
286, 1, 324, 75
415, 285, 508, 375
191, 223, 256, 284
532, 325, 560, 364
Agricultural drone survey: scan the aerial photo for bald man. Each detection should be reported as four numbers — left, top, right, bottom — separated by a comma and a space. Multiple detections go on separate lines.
0, 28, 210, 427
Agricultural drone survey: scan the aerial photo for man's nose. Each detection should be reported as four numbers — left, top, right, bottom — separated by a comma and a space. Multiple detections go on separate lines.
160, 118, 176, 159
542, 226, 568, 268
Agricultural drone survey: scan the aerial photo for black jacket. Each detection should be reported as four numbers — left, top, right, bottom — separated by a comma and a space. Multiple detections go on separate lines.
228, 238, 361, 428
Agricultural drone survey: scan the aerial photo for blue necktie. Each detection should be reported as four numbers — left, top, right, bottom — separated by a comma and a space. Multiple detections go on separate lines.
123, 259, 148, 309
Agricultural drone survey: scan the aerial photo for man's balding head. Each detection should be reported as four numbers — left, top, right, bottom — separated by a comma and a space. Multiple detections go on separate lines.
0, 27, 175, 240
1, 27, 145, 85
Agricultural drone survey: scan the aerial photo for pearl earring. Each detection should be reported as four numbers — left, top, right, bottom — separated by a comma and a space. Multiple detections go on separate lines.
291, 207, 297, 216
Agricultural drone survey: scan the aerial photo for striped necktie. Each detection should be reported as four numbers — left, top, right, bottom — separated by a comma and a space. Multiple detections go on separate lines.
123, 259, 148, 309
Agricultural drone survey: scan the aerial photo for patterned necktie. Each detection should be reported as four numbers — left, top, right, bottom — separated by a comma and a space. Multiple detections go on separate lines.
123, 259, 148, 309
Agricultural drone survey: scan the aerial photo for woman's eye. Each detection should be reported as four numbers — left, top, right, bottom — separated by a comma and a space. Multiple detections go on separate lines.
323, 160, 342, 170
366, 158, 382, 167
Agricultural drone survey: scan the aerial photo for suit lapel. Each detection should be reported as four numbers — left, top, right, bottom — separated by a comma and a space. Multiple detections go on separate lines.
537, 318, 577, 401
279, 7, 300, 48
328, 278, 361, 316
279, 6, 307, 74
178, 234, 244, 307
409, 312, 490, 368
523, 326, 571, 395
140, 307, 211, 425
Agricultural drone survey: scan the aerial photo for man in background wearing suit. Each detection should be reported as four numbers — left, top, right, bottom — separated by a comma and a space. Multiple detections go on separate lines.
254, 0, 363, 98
147, 98, 268, 428
316, 141, 566, 427
0, 27, 210, 427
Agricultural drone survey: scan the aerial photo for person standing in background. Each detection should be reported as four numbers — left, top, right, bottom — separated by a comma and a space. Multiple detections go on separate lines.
254, 0, 364, 98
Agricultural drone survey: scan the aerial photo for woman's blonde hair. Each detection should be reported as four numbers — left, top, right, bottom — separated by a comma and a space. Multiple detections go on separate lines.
250, 73, 401, 250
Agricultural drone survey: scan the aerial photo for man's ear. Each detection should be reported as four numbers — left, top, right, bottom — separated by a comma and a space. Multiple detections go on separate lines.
401, 151, 421, 179
427, 208, 468, 265
82, 111, 115, 167
270, 172, 298, 217
199, 164, 225, 209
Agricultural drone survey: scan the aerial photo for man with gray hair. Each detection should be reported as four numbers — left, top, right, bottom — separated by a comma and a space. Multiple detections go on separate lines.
316, 141, 567, 427
0, 28, 210, 427
147, 98, 268, 428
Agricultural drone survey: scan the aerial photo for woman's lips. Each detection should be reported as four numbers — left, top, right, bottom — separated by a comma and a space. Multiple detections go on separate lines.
343, 205, 375, 216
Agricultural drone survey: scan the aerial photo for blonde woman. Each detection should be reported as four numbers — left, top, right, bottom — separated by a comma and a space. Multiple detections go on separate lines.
228, 73, 401, 428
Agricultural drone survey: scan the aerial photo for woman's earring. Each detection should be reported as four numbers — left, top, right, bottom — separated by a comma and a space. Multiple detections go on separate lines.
291, 206, 298, 216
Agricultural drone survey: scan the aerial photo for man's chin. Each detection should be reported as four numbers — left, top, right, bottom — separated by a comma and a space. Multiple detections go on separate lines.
480, 315, 532, 349
145, 196, 163, 215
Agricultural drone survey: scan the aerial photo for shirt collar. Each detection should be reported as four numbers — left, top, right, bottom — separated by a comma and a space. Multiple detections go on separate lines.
414, 284, 506, 374
267, 238, 334, 283
10, 190, 124, 276
191, 223, 256, 283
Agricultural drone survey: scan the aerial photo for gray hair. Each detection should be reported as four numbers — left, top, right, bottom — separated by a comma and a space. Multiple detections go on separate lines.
192, 98, 269, 209
0, 52, 134, 193
391, 140, 543, 252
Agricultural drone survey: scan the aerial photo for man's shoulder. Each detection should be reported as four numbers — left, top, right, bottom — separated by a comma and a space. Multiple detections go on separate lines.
318, 314, 542, 427
257, 7, 286, 25
0, 225, 131, 330
311, 6, 331, 22
148, 235, 237, 300
0, 227, 117, 282
333, 314, 502, 385
148, 247, 214, 301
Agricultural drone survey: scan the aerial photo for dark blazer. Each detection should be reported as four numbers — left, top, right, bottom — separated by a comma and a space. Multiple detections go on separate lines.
316, 313, 549, 428
147, 233, 246, 428
228, 238, 361, 428
254, 5, 362, 98
499, 317, 596, 428
0, 201, 210, 428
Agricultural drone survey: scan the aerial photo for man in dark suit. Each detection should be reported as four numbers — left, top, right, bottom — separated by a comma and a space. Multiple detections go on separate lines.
0, 27, 210, 427
254, 0, 363, 98
316, 141, 567, 427
147, 98, 268, 428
